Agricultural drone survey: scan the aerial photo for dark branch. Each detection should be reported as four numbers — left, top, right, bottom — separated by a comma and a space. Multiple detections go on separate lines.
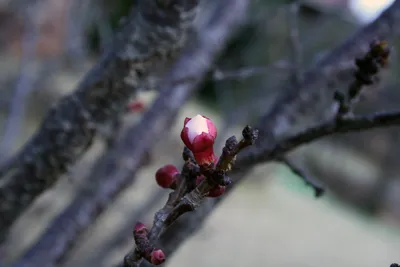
130, 1, 400, 262
250, 0, 400, 153
279, 157, 325, 197
239, 39, 390, 168
0, 0, 199, 240
125, 125, 257, 267
241, 110, 400, 166
13, 0, 249, 266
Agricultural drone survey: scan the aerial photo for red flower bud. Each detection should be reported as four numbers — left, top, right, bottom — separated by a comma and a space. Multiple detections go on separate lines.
155, 165, 179, 189
150, 249, 166, 265
180, 114, 217, 165
208, 185, 226, 198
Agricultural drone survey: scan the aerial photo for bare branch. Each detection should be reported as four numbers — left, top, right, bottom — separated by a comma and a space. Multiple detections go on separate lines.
125, 126, 257, 267
238, 110, 400, 168
242, 39, 390, 167
241, 0, 400, 162
127, 0, 400, 262
13, 0, 248, 265
0, 0, 200, 241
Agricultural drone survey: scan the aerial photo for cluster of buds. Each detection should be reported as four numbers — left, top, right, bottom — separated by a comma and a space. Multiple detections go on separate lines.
180, 114, 217, 166
135, 114, 257, 266
154, 114, 225, 196
334, 40, 390, 117
132, 222, 165, 265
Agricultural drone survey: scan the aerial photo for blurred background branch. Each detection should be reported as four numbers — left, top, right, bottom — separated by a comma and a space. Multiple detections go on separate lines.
0, 0, 400, 266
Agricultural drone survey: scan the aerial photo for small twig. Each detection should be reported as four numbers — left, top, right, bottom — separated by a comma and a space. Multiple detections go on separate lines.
334, 40, 390, 119
279, 157, 325, 197
239, 39, 392, 170
125, 125, 258, 267
95, 189, 167, 266
237, 110, 400, 168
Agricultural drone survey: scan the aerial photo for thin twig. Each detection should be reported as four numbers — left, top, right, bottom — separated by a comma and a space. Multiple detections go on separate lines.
237, 110, 400, 168
279, 157, 325, 197
95, 189, 168, 265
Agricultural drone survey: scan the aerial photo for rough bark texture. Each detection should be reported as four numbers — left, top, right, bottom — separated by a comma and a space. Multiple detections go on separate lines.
0, 0, 199, 240
11, 0, 249, 265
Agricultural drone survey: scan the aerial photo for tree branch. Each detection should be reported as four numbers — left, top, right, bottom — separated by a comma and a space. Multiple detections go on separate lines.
279, 157, 324, 197
125, 125, 257, 267
238, 110, 400, 167
12, 0, 248, 266
240, 0, 400, 164
127, 0, 400, 262
0, 0, 199, 241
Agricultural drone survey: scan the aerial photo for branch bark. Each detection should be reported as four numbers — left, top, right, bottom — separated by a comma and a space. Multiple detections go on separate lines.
13, 0, 249, 266
136, 0, 400, 262
0, 0, 199, 241
239, 0, 400, 165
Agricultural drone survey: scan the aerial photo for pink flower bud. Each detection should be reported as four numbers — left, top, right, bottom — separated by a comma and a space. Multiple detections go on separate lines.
180, 114, 217, 165
155, 165, 179, 189
150, 249, 166, 265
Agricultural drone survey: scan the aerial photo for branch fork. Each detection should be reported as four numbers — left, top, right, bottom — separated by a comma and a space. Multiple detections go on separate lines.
125, 116, 258, 266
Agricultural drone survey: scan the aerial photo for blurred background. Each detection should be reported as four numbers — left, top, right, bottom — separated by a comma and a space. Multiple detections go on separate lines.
0, 0, 400, 266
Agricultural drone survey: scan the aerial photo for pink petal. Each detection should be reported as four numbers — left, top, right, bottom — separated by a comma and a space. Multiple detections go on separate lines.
191, 132, 215, 153
184, 117, 191, 126
180, 127, 193, 151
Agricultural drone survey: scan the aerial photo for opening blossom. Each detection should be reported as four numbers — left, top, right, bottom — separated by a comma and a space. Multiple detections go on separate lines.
180, 114, 217, 165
